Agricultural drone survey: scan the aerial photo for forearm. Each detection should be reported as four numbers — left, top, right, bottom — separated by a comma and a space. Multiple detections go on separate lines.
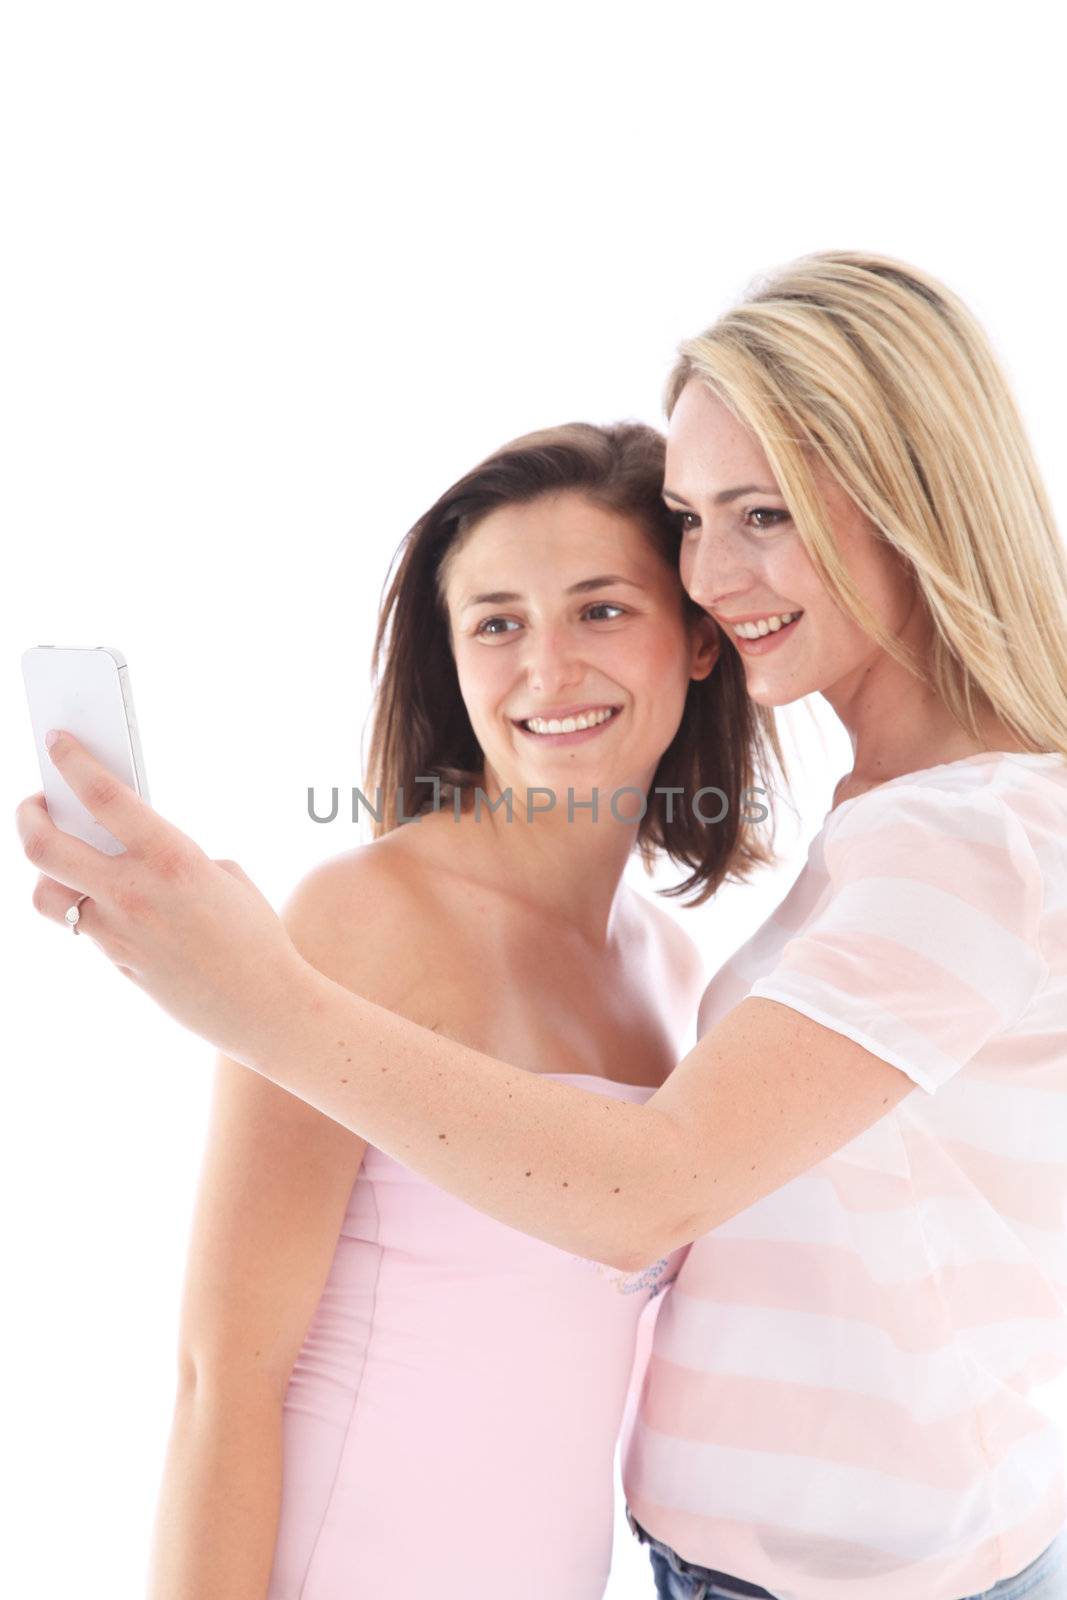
145, 1381, 285, 1600
241, 961, 689, 1271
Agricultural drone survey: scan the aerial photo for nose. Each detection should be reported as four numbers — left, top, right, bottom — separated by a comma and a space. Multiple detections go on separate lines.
524, 621, 584, 697
681, 524, 755, 615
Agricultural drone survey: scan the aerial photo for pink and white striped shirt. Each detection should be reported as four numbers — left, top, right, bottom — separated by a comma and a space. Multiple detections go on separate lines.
624, 751, 1067, 1600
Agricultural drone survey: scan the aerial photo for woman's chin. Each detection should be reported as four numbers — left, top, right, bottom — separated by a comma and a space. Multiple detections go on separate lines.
741, 675, 814, 710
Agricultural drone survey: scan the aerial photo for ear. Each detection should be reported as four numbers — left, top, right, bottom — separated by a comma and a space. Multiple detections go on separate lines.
688, 612, 721, 682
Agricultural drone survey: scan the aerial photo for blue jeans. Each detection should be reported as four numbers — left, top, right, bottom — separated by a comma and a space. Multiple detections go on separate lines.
626, 1508, 1067, 1600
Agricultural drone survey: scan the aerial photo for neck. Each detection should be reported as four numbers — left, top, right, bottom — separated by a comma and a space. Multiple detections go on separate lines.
453, 766, 650, 949
822, 599, 1029, 802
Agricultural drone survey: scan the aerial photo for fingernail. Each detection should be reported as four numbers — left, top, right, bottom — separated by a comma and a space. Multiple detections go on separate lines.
45, 729, 60, 750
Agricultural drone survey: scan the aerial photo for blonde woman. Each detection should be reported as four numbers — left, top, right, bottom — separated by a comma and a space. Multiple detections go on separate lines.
20, 253, 1067, 1600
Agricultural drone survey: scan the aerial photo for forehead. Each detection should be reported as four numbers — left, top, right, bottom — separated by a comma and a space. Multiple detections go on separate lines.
665, 379, 776, 494
443, 490, 663, 596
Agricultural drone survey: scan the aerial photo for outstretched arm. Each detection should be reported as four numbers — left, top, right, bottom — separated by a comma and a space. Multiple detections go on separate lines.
247, 942, 915, 1270
22, 731, 1040, 1271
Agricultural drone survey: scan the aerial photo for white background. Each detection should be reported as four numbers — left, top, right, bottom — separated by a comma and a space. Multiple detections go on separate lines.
3, 4, 1065, 1595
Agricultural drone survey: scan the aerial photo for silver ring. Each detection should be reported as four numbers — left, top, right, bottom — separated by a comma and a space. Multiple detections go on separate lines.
65, 893, 90, 935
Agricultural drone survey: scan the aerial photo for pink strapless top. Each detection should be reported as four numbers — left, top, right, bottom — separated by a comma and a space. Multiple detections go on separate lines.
266, 1073, 686, 1599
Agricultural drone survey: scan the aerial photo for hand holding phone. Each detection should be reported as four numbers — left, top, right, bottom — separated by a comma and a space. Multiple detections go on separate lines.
22, 646, 149, 856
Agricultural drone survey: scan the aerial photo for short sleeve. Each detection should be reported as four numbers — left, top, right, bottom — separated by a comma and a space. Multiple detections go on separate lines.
746, 782, 1048, 1093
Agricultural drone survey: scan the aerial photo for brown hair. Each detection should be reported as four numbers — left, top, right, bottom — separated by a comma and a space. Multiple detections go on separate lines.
363, 420, 786, 904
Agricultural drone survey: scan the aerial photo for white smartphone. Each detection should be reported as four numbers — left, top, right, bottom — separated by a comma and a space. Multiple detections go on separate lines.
22, 645, 149, 856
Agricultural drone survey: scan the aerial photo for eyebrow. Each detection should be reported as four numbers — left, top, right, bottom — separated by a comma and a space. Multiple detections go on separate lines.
460, 574, 646, 610
663, 483, 780, 507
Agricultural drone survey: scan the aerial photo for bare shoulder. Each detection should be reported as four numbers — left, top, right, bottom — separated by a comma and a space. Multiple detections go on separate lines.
282, 831, 427, 917
279, 818, 479, 1009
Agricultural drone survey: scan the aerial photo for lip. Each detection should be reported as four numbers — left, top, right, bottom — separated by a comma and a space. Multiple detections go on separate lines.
731, 613, 803, 655
511, 701, 622, 721
512, 705, 623, 748
717, 610, 803, 626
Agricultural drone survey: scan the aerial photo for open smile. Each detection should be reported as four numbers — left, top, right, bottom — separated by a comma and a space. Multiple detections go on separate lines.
512, 705, 623, 746
731, 612, 803, 656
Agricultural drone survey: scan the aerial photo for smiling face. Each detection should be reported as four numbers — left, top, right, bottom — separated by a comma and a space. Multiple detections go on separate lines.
441, 488, 718, 804
664, 379, 922, 713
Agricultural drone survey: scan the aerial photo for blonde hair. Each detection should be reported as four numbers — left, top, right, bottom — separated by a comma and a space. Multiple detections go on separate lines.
666, 251, 1067, 760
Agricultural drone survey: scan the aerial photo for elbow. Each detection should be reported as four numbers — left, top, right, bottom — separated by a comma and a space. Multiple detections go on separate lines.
609, 1242, 673, 1276
609, 1192, 711, 1273
604, 1211, 683, 1277
175, 1348, 293, 1408
611, 1245, 662, 1275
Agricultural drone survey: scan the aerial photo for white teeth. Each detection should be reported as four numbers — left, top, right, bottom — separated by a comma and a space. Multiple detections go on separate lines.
523, 707, 617, 735
732, 610, 801, 640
